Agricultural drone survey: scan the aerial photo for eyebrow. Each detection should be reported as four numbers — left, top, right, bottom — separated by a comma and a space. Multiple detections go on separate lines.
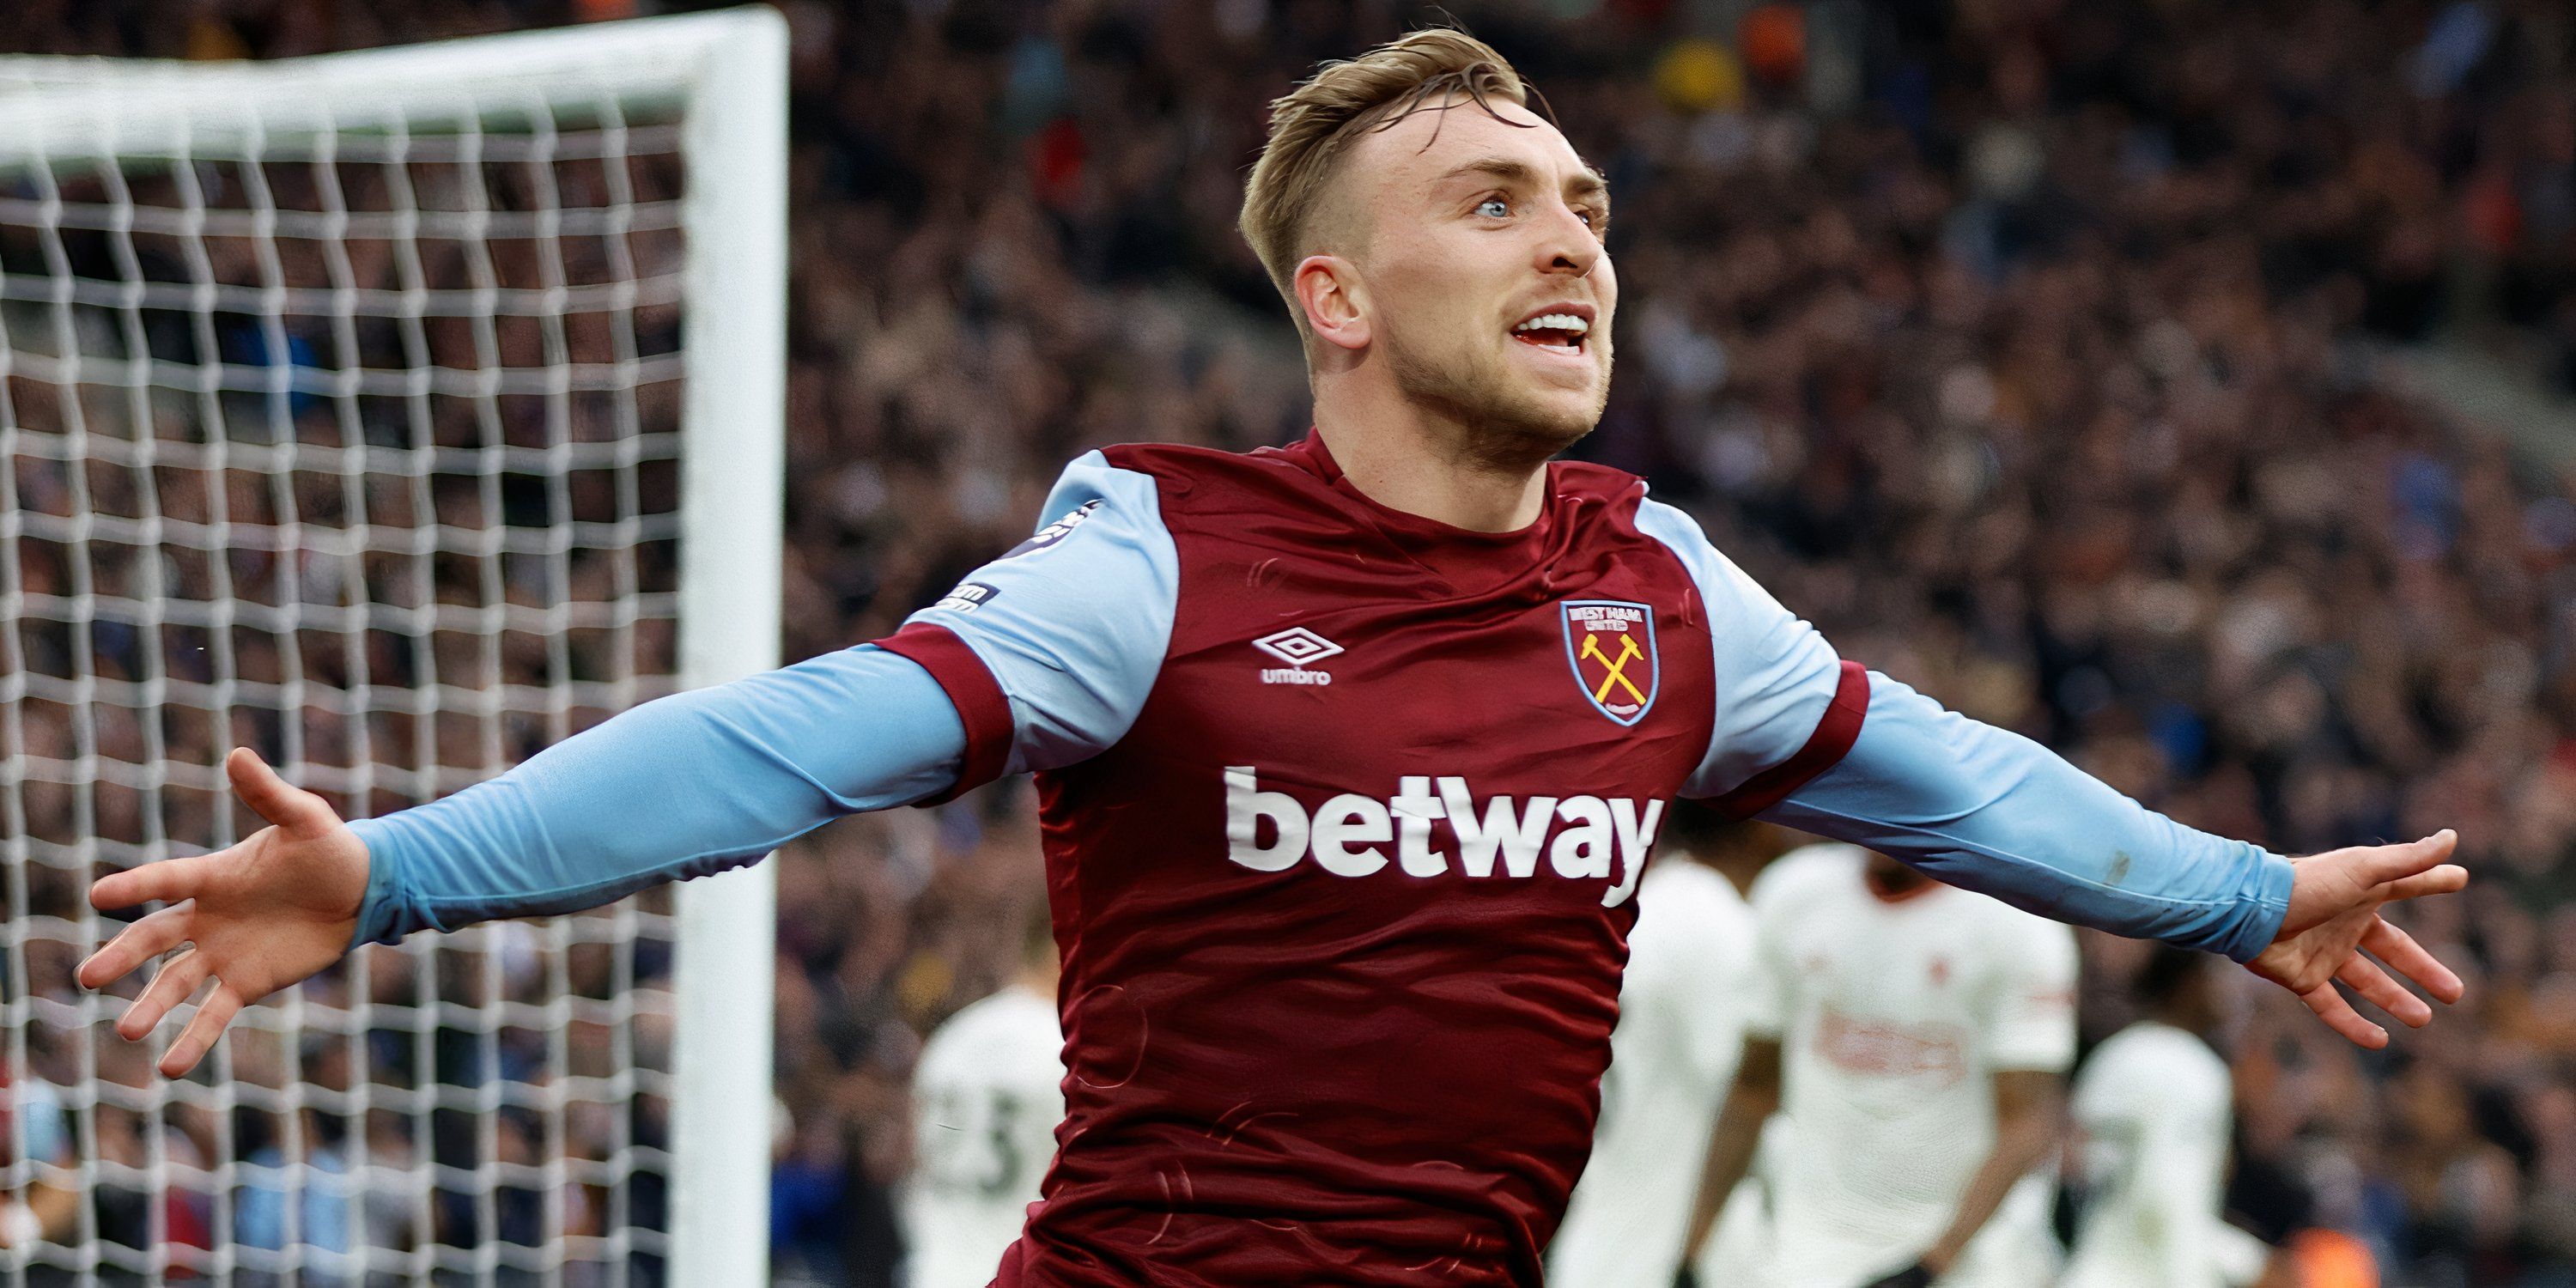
1436, 157, 1611, 207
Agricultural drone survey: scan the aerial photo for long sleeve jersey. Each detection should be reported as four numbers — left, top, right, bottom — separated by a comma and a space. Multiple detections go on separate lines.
348, 433, 2292, 1285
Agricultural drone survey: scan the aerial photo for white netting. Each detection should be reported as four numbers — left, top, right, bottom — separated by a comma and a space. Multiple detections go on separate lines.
0, 83, 698, 1287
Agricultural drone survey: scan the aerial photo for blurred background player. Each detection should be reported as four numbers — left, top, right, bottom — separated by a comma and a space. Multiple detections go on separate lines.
2061, 945, 2279, 1288
2, 1057, 76, 1265
1549, 804, 1777, 1287
906, 902, 1065, 1288
1679, 842, 2076, 1288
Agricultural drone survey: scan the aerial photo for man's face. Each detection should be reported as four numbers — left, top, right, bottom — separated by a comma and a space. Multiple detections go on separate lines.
1325, 94, 1615, 461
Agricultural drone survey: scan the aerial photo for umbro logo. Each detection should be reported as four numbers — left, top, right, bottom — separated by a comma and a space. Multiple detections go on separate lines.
1254, 627, 1342, 686
1254, 627, 1342, 666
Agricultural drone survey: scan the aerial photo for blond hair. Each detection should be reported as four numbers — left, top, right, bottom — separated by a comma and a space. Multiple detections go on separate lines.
1238, 29, 1540, 343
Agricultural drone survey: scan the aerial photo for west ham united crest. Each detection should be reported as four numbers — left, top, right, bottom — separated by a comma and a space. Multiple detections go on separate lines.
1561, 599, 1659, 726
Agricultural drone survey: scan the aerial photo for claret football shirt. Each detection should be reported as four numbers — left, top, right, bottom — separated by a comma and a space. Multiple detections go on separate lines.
873, 430, 1867, 1285
348, 430, 2293, 1287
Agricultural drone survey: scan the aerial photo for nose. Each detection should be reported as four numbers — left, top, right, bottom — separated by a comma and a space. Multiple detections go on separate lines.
1535, 201, 1603, 279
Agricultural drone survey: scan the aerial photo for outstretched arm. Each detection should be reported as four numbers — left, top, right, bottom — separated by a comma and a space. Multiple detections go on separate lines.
1761, 675, 2293, 958
82, 448, 1181, 1078
79, 646, 967, 1076
1762, 674, 2466, 1046
342, 646, 964, 942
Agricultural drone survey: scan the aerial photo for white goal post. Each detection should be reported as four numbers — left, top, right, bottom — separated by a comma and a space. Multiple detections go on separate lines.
0, 10, 782, 1285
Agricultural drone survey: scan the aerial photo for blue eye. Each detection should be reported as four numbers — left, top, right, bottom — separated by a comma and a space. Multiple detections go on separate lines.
1476, 197, 1510, 219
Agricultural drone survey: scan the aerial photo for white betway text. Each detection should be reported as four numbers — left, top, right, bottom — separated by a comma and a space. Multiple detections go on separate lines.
1223, 767, 1664, 908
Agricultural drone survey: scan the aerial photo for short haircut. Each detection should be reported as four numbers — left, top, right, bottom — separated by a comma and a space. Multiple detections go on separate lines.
1237, 28, 1540, 346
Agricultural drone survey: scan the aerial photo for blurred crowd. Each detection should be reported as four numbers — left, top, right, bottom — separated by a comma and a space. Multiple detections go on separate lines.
9, 0, 2576, 1285
769, 0, 2576, 1278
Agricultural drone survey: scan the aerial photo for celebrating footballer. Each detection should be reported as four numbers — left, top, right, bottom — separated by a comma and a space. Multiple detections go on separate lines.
80, 28, 2467, 1287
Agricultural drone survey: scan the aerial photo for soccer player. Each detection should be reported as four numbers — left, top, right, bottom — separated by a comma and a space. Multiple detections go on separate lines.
908, 907, 1066, 1288
1549, 804, 1770, 1288
2061, 946, 2277, 1288
1677, 842, 2077, 1288
1, 1061, 76, 1255
79, 28, 2466, 1286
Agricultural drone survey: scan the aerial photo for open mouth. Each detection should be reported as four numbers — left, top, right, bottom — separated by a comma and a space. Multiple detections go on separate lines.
1510, 311, 1590, 357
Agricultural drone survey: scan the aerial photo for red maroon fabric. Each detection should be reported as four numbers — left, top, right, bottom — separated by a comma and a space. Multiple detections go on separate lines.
875, 622, 1014, 804
1704, 658, 1870, 818
987, 432, 1849, 1285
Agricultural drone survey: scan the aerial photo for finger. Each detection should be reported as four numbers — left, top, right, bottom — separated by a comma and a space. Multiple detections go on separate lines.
118, 949, 211, 1041
76, 904, 194, 991
2362, 829, 2458, 885
2376, 864, 2470, 905
2300, 979, 2387, 1049
2336, 954, 2433, 1028
158, 982, 245, 1079
2364, 916, 2465, 1005
88, 854, 212, 914
225, 747, 332, 837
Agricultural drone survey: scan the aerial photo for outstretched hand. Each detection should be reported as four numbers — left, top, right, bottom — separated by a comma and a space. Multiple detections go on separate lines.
77, 747, 371, 1078
2249, 830, 2468, 1048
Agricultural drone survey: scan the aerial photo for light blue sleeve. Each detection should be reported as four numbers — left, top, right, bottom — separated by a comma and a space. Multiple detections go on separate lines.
1632, 498, 1848, 798
894, 450, 1180, 775
342, 646, 965, 945
1764, 674, 2297, 963
17, 1080, 67, 1165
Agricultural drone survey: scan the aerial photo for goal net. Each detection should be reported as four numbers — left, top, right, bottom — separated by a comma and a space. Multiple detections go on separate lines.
0, 13, 785, 1285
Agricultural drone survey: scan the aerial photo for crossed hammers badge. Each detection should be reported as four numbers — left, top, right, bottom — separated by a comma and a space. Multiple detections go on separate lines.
1561, 599, 1660, 726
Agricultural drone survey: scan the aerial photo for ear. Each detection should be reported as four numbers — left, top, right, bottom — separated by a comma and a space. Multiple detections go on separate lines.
1294, 254, 1370, 353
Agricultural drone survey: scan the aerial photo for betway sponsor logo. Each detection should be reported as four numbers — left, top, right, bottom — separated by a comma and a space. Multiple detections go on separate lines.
1223, 768, 1664, 908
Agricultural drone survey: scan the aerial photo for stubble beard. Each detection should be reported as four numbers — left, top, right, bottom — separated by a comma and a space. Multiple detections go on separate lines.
1379, 324, 1610, 474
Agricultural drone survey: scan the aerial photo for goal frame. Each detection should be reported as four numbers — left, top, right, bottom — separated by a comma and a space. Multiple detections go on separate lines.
0, 11, 787, 1284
